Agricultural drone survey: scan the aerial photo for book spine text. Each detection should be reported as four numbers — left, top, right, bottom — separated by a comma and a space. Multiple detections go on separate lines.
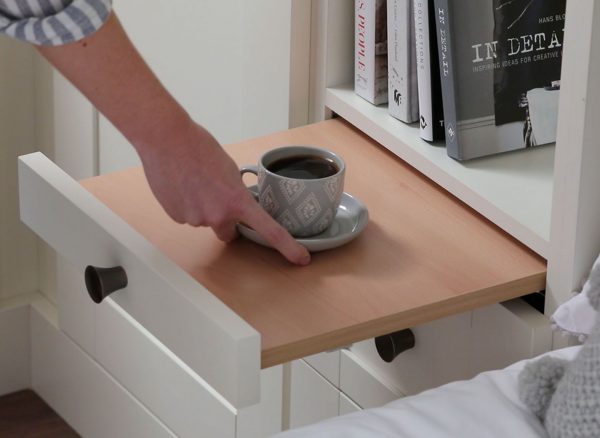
388, 0, 418, 122
434, 0, 460, 158
356, 0, 388, 105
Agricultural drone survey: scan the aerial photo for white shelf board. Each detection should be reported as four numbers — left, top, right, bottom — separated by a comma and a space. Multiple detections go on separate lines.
326, 85, 553, 258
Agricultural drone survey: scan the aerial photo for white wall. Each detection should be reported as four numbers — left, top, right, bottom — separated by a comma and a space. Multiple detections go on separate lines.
0, 1, 309, 303
98, 0, 306, 174
0, 37, 39, 301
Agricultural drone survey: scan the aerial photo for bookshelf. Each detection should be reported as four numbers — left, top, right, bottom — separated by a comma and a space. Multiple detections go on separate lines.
309, 0, 600, 315
326, 84, 554, 257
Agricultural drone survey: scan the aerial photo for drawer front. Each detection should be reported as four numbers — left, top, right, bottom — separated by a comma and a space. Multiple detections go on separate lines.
96, 298, 237, 438
339, 393, 361, 415
30, 304, 178, 438
345, 303, 551, 397
304, 350, 341, 387
289, 360, 340, 429
347, 312, 472, 396
339, 350, 402, 409
19, 153, 259, 408
470, 299, 552, 373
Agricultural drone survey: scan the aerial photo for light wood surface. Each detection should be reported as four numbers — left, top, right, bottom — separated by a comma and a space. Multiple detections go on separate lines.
81, 119, 546, 368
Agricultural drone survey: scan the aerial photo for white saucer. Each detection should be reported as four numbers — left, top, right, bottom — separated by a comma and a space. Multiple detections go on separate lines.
238, 186, 369, 252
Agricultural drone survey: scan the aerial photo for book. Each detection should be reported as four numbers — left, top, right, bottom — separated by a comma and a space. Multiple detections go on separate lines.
355, 0, 388, 105
387, 0, 419, 123
434, 0, 566, 160
413, 0, 444, 141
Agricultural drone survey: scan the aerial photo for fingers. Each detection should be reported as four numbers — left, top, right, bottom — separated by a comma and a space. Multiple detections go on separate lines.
212, 220, 239, 243
240, 199, 311, 266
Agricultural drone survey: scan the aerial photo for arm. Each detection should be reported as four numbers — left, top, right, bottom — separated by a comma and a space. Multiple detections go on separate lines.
37, 12, 310, 266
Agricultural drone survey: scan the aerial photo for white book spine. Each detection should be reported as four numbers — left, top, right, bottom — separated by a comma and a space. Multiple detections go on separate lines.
413, 0, 433, 140
388, 0, 419, 123
356, 0, 388, 105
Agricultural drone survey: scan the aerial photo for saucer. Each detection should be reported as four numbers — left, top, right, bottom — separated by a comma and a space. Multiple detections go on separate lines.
238, 186, 369, 252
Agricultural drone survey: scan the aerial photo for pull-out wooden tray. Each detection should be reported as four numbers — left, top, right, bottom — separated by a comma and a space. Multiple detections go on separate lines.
82, 119, 546, 368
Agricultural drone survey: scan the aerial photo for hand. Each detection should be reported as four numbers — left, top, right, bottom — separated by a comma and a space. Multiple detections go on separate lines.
138, 120, 311, 266
37, 14, 310, 266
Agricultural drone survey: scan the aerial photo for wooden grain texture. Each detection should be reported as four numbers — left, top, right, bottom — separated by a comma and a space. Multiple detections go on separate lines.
81, 118, 546, 368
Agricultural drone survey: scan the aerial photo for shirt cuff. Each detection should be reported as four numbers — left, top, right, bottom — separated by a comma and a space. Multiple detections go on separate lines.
0, 0, 112, 46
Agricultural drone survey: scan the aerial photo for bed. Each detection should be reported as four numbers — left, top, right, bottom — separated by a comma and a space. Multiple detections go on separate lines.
275, 346, 580, 438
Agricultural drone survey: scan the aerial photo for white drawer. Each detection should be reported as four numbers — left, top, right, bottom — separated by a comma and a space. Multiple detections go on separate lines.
345, 302, 551, 397
348, 311, 472, 396
339, 350, 402, 409
18, 153, 260, 408
51, 253, 239, 437
30, 303, 177, 438
289, 360, 340, 429
470, 299, 552, 373
339, 393, 361, 415
304, 350, 341, 387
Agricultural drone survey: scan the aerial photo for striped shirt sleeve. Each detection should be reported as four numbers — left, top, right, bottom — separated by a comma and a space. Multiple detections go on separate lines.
0, 0, 112, 46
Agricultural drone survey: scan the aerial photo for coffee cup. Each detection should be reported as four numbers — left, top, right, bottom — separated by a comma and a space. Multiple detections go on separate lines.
240, 146, 346, 237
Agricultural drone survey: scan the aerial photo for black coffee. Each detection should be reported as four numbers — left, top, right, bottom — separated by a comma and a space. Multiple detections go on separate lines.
267, 155, 339, 179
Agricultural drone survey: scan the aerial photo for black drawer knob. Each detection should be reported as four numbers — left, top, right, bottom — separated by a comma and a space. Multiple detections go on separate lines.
375, 329, 416, 363
85, 265, 128, 304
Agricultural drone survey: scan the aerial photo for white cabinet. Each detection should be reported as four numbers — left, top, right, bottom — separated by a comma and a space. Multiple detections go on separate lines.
309, 0, 600, 318
19, 154, 278, 437
344, 302, 551, 399
340, 350, 401, 409
30, 303, 177, 438
347, 312, 472, 397
470, 300, 552, 372
304, 350, 341, 387
19, 153, 260, 409
11, 1, 600, 437
339, 393, 361, 416
289, 360, 340, 429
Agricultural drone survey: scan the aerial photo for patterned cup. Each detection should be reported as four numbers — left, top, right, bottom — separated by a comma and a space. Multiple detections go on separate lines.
240, 146, 345, 237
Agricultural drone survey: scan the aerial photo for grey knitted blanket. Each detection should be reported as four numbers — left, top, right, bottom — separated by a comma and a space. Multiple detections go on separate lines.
519, 268, 600, 437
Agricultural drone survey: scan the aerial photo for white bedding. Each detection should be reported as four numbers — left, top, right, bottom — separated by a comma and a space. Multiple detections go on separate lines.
275, 346, 581, 438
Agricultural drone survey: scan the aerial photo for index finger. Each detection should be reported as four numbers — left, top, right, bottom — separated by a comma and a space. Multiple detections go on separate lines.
240, 197, 311, 266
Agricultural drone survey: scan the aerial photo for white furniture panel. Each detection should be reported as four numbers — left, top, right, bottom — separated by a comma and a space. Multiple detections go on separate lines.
326, 86, 553, 257
19, 152, 260, 408
57, 255, 97, 355
310, 0, 600, 320
304, 350, 341, 387
0, 299, 30, 396
237, 365, 284, 438
470, 300, 552, 373
345, 304, 549, 397
338, 393, 361, 416
30, 303, 175, 438
289, 360, 340, 429
340, 350, 402, 409
348, 312, 472, 396
95, 299, 236, 438
52, 72, 97, 179
546, 0, 600, 314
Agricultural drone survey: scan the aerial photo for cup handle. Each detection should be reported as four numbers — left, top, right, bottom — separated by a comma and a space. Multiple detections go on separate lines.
240, 165, 259, 179
240, 165, 259, 201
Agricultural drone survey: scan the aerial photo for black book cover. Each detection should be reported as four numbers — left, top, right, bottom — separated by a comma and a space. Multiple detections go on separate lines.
435, 0, 566, 160
414, 0, 444, 141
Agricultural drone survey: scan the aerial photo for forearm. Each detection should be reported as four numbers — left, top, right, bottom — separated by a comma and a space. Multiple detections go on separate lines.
37, 12, 192, 155
35, 10, 310, 265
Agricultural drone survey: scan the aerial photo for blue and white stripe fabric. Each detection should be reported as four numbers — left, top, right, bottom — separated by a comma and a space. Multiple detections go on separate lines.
0, 0, 112, 46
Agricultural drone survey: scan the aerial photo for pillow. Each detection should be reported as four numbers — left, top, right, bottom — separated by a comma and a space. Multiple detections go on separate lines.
551, 253, 600, 341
